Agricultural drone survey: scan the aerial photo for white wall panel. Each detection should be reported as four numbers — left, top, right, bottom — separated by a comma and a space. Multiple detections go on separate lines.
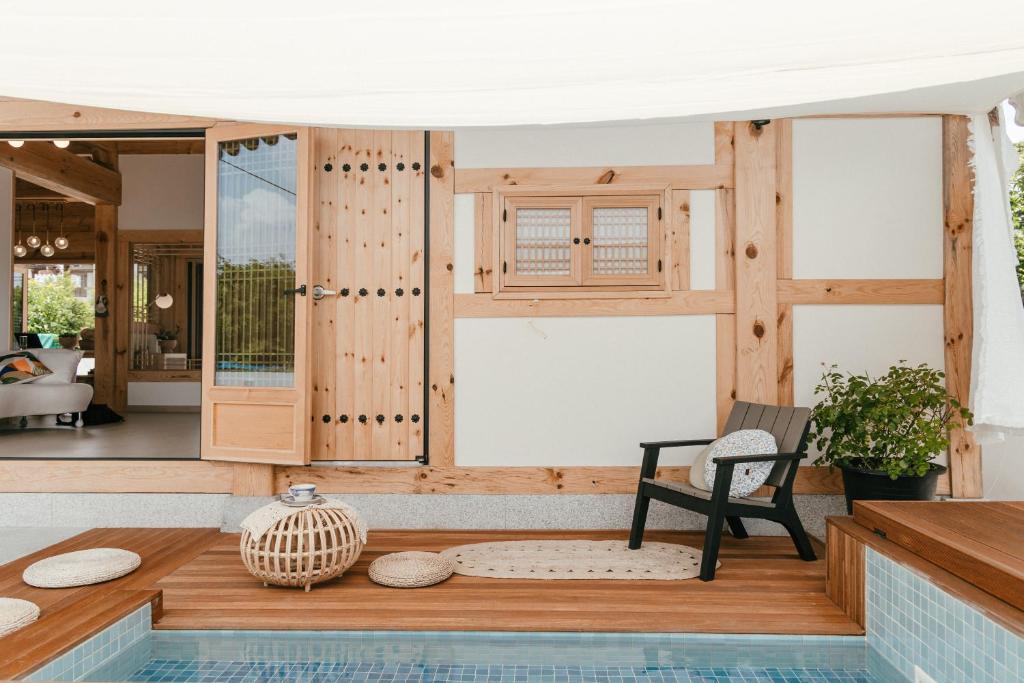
793, 305, 946, 463
127, 381, 201, 407
455, 122, 714, 169
792, 118, 943, 278
119, 155, 204, 230
454, 194, 476, 294
455, 315, 717, 466
689, 190, 716, 290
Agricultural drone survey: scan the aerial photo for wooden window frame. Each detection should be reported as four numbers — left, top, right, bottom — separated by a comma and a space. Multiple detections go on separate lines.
492, 185, 671, 299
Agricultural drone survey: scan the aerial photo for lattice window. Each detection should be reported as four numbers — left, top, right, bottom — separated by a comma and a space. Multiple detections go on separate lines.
497, 189, 664, 294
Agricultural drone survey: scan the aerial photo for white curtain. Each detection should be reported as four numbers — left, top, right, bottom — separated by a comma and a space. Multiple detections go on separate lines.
0, 1, 1022, 127
969, 111, 1024, 441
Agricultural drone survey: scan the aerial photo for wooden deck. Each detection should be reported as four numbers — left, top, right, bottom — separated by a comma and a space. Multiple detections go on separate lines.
0, 528, 860, 679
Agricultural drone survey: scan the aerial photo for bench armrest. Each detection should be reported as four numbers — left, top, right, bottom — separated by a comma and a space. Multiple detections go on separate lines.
639, 438, 715, 449
711, 451, 806, 465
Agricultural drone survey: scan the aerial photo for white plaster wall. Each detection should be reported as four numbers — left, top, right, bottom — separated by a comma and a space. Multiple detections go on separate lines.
127, 381, 201, 407
981, 437, 1024, 499
454, 121, 714, 168
793, 305, 947, 463
118, 155, 204, 229
455, 315, 717, 467
0, 168, 12, 348
792, 118, 943, 279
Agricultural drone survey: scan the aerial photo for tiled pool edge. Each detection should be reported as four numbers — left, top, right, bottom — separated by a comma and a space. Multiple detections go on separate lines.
25, 604, 151, 682
866, 547, 1024, 683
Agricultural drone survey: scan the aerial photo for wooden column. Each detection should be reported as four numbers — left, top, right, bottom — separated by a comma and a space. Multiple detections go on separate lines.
232, 463, 276, 497
734, 121, 779, 404
92, 203, 117, 405
942, 115, 981, 498
428, 131, 455, 465
774, 120, 795, 405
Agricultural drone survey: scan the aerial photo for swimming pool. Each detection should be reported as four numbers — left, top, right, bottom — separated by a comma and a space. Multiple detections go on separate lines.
72, 629, 903, 683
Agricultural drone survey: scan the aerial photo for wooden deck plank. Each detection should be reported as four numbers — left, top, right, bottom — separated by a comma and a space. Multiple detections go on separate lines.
0, 528, 221, 680
154, 530, 858, 635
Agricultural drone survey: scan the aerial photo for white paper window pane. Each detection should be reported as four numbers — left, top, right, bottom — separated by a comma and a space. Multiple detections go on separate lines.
592, 207, 649, 275
515, 208, 571, 276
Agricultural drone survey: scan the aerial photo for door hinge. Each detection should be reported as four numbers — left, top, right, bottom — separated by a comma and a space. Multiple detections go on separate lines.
657, 207, 662, 220
502, 261, 507, 274
657, 259, 662, 272
502, 208, 507, 222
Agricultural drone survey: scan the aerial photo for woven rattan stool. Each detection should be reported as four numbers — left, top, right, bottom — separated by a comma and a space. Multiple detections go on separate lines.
240, 506, 363, 591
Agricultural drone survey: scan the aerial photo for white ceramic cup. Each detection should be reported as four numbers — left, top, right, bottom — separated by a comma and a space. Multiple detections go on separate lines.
289, 483, 316, 500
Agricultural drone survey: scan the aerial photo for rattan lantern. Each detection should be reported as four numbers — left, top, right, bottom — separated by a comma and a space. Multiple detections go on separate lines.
240, 506, 364, 591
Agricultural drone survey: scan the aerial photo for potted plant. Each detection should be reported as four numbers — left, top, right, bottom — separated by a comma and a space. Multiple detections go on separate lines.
809, 362, 973, 513
156, 328, 179, 353
58, 329, 79, 350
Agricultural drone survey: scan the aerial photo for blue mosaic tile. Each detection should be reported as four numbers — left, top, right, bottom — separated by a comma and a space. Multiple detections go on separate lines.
866, 547, 1024, 683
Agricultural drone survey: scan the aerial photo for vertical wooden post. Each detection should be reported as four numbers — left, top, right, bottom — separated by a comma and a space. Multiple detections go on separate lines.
775, 119, 795, 406
231, 463, 275, 496
428, 131, 455, 465
942, 114, 981, 499
715, 188, 736, 434
734, 121, 779, 404
93, 203, 117, 406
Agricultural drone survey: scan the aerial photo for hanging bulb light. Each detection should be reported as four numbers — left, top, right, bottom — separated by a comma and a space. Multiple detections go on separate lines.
52, 139, 70, 149
12, 204, 27, 257
54, 203, 69, 249
25, 204, 41, 249
40, 204, 55, 257
7, 140, 24, 148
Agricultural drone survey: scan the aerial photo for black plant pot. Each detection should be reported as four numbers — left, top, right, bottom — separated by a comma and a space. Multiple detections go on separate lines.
839, 463, 947, 514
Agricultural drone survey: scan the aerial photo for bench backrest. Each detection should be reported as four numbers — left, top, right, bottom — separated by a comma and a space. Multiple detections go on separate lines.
721, 401, 811, 489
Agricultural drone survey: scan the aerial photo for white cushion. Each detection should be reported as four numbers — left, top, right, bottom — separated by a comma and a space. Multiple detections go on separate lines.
0, 597, 40, 637
22, 548, 141, 588
31, 349, 83, 385
690, 429, 777, 497
0, 382, 93, 420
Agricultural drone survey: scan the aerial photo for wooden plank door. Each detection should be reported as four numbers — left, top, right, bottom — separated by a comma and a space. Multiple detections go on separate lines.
311, 129, 426, 460
201, 124, 313, 465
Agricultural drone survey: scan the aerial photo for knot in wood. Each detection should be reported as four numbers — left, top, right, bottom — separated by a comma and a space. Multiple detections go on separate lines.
752, 321, 765, 338
745, 243, 758, 259
430, 164, 444, 179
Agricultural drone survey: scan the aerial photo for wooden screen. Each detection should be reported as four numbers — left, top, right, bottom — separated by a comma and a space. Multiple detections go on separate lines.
311, 129, 426, 461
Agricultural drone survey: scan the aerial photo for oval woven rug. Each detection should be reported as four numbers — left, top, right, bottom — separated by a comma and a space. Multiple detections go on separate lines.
439, 540, 718, 580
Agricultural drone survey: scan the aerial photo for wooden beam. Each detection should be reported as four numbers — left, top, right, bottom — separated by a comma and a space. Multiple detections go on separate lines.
455, 164, 732, 194
92, 170, 117, 406
231, 463, 276, 496
734, 121, 778, 404
0, 460, 235, 493
715, 187, 737, 433
775, 120, 795, 406
942, 114, 981, 499
115, 140, 205, 155
473, 192, 493, 293
0, 97, 220, 131
0, 141, 121, 205
777, 279, 945, 305
428, 131, 455, 466
668, 189, 691, 290
454, 290, 733, 318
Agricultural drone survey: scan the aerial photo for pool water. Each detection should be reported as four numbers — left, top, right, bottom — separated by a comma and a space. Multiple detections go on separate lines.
81, 631, 905, 682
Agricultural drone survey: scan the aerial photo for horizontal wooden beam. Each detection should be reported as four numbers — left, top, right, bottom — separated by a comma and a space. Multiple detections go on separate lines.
455, 164, 732, 193
455, 290, 734, 318
777, 279, 944, 305
0, 141, 121, 205
0, 460, 843, 495
0, 98, 219, 132
115, 140, 204, 155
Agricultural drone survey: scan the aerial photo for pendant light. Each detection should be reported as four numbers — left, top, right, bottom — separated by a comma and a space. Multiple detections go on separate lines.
54, 203, 69, 250
39, 204, 55, 257
12, 204, 27, 258
25, 204, 41, 249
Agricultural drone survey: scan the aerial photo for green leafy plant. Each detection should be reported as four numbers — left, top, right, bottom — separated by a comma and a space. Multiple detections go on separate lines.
26, 275, 93, 337
1011, 142, 1023, 299
809, 362, 973, 480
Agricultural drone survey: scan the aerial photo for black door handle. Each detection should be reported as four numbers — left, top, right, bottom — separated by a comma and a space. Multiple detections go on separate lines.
283, 284, 307, 297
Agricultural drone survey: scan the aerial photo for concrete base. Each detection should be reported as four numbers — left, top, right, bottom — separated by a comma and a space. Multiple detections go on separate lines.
1, 493, 845, 540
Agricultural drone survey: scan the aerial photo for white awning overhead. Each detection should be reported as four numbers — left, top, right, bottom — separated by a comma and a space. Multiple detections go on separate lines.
0, 1, 1023, 128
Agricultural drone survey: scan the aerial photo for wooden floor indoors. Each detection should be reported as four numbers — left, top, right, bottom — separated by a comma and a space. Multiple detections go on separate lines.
0, 527, 860, 679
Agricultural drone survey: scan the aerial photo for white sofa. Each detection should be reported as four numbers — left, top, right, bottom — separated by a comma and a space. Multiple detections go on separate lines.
0, 349, 93, 426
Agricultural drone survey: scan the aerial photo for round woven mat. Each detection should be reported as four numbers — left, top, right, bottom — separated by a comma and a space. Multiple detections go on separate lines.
369, 551, 454, 588
440, 540, 717, 580
22, 548, 141, 588
0, 597, 40, 637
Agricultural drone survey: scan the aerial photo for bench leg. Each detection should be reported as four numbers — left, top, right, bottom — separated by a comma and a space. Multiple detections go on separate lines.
628, 488, 650, 550
781, 509, 817, 561
726, 516, 748, 539
699, 513, 725, 581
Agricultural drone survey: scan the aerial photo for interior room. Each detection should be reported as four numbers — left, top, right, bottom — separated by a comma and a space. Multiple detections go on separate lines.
0, 138, 204, 458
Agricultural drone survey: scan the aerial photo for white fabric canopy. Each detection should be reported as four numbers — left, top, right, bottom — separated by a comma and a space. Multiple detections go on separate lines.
969, 111, 1024, 441
0, 1, 1023, 127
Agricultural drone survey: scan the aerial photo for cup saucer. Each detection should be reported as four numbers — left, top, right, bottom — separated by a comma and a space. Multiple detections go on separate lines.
279, 493, 327, 507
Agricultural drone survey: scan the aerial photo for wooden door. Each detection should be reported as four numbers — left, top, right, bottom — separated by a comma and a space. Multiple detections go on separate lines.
310, 129, 426, 460
201, 124, 313, 465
